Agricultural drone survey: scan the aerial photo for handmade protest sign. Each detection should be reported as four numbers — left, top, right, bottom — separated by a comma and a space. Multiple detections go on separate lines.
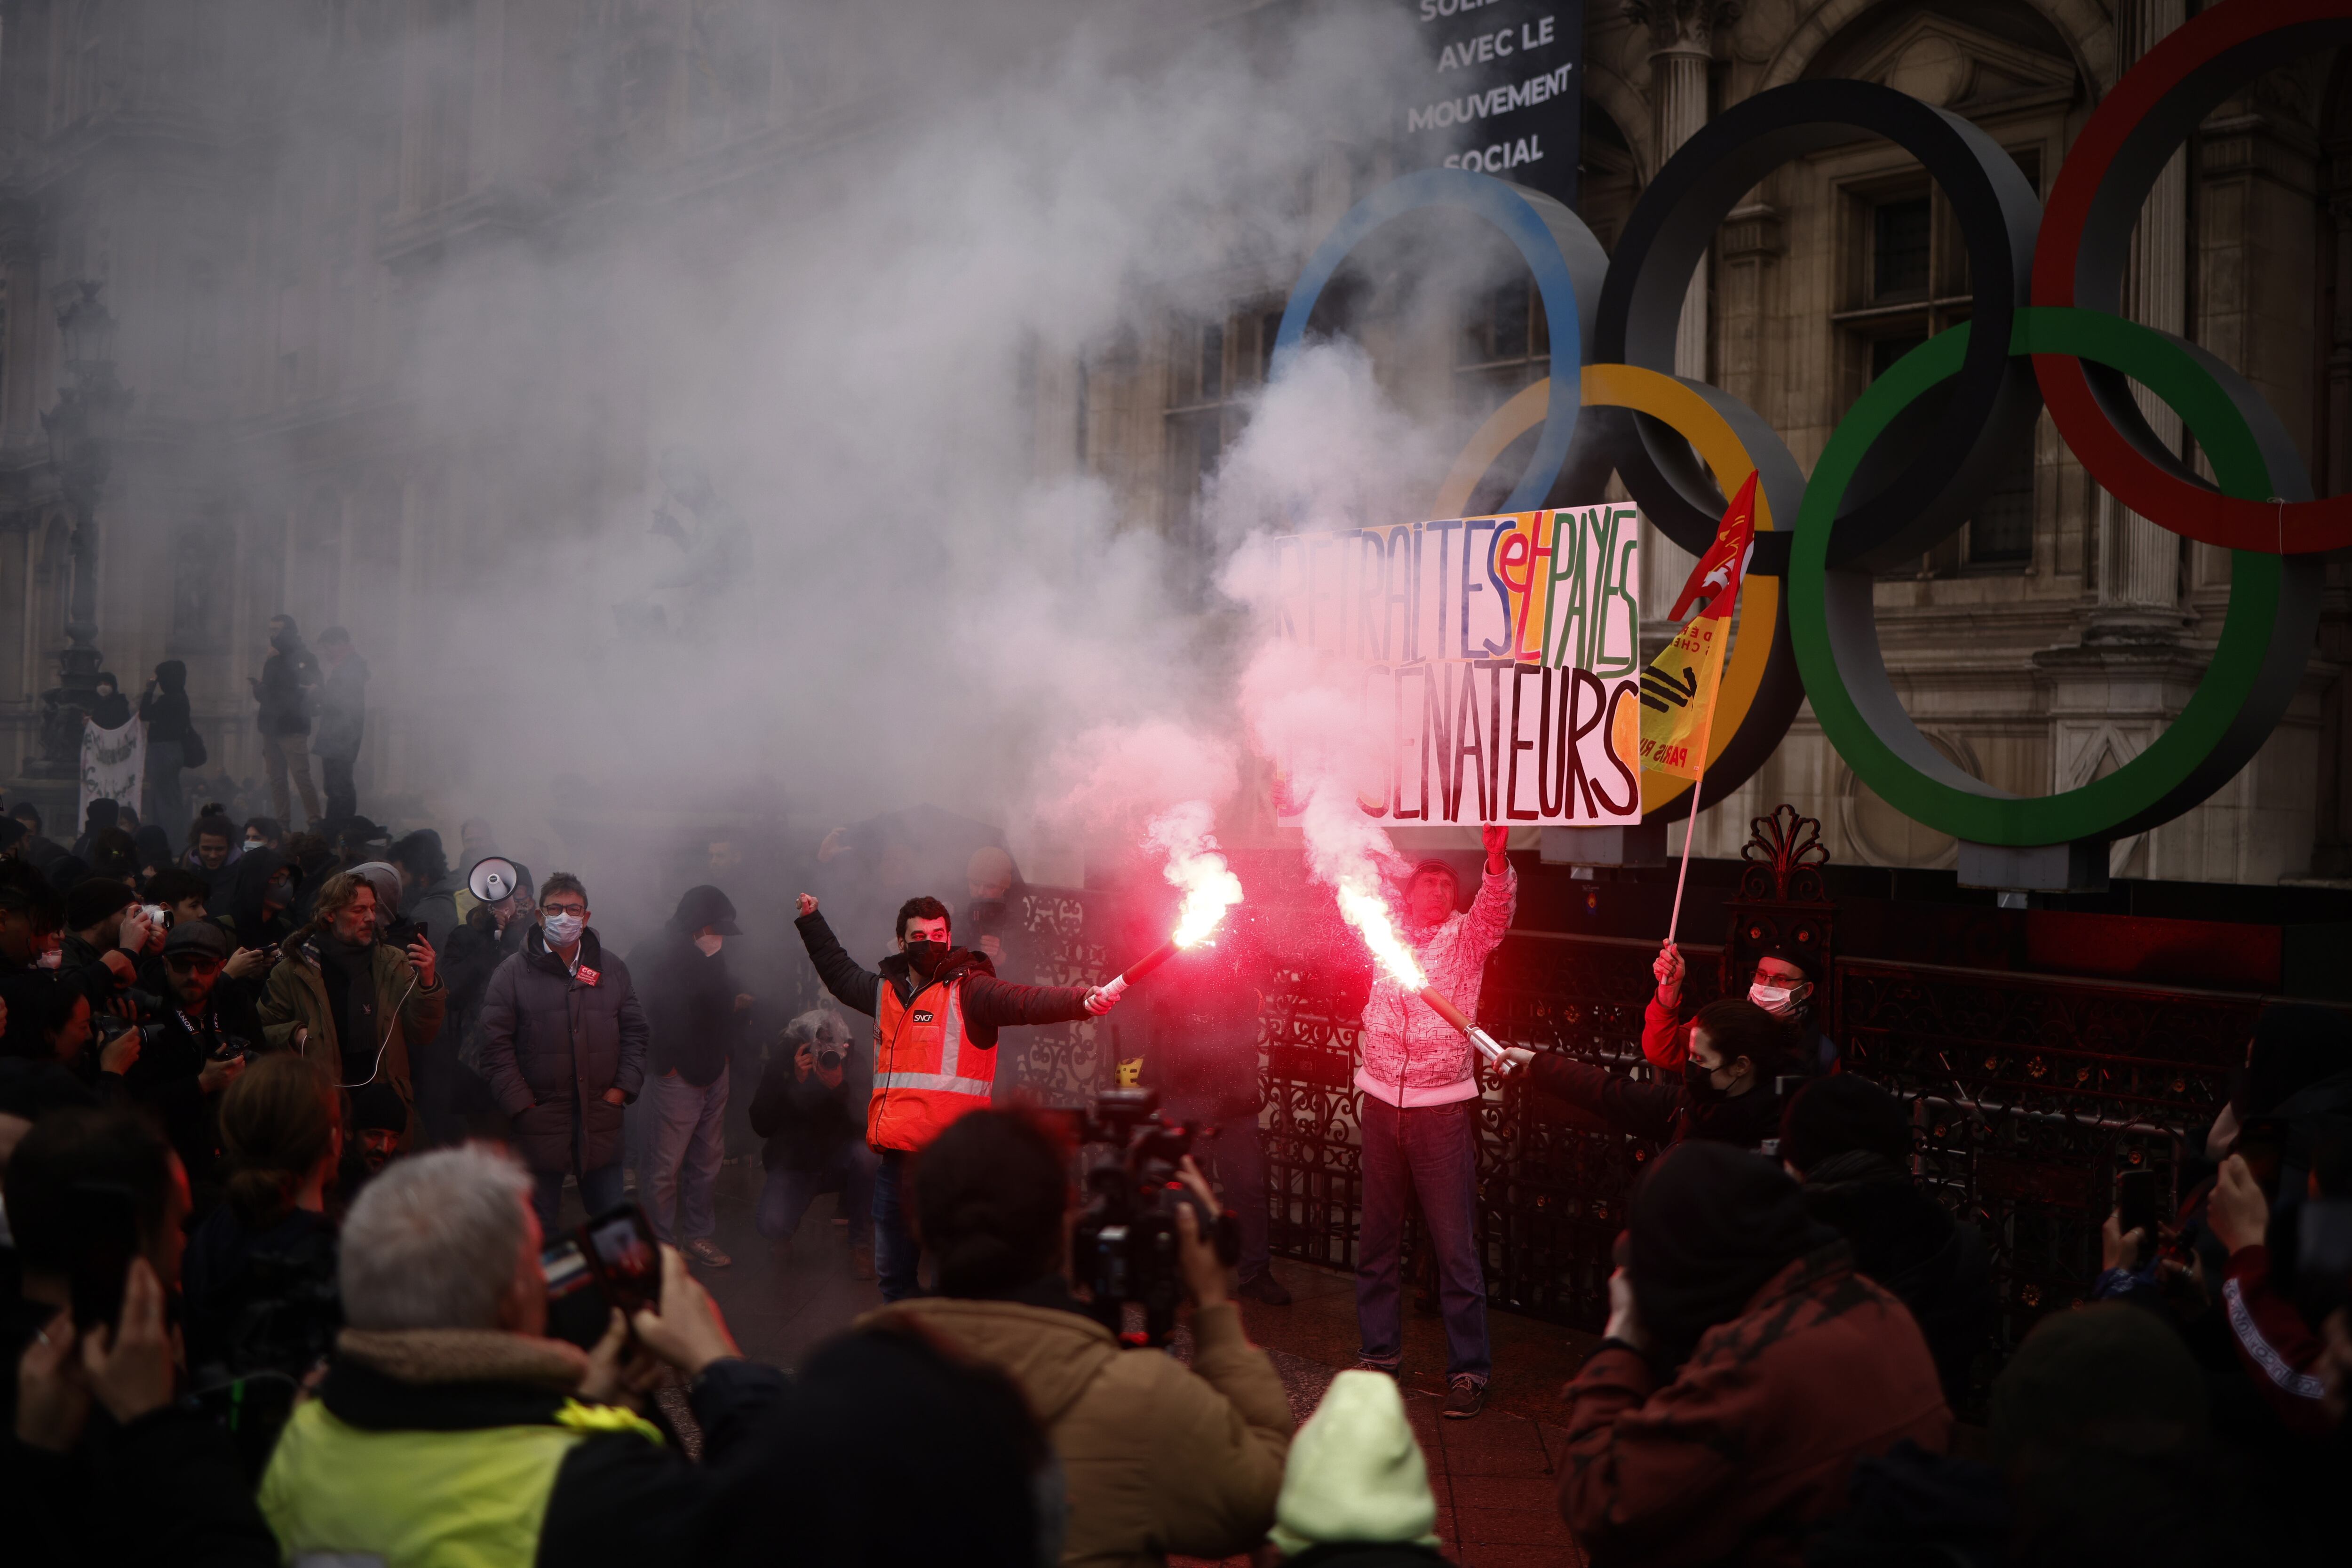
1269, 505, 1643, 825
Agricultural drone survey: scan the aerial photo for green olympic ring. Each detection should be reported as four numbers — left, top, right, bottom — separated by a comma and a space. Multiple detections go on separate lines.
1789, 306, 2324, 848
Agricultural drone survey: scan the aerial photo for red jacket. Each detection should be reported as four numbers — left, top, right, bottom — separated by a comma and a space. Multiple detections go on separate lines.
2220, 1244, 2341, 1436
1560, 1248, 1951, 1568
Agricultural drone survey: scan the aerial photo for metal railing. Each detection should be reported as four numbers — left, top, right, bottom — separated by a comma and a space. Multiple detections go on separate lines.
1002, 885, 2286, 1383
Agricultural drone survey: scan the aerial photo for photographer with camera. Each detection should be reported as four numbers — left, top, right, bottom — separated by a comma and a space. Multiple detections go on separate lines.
4, 1107, 280, 1566
57, 878, 162, 1020
121, 920, 256, 1202
260, 871, 444, 1154
254, 1145, 781, 1568
795, 891, 1119, 1302
748, 1008, 874, 1273
870, 1106, 1293, 1567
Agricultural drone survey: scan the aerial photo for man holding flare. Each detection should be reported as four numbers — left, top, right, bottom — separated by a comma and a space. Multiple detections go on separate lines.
794, 890, 1120, 1302
1351, 823, 1515, 1420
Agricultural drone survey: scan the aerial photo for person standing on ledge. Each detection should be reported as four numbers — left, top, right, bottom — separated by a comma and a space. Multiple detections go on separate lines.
793, 891, 1120, 1303
1353, 824, 1515, 1421
248, 614, 321, 830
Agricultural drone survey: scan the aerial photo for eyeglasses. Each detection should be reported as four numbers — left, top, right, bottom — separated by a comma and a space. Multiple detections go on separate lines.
164, 955, 222, 974
542, 903, 588, 917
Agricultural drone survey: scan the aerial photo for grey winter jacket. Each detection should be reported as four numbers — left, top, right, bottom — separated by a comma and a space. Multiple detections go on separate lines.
475, 924, 649, 1174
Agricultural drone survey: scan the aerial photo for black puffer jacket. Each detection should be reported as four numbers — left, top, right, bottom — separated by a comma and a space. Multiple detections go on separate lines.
476, 925, 649, 1174
1801, 1152, 1995, 1405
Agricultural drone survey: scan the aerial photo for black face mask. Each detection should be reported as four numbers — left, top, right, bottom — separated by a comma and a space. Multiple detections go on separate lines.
903, 939, 949, 978
1684, 1059, 1731, 1105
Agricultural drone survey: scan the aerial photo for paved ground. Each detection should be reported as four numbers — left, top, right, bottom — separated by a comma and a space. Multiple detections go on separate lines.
634, 1158, 1595, 1566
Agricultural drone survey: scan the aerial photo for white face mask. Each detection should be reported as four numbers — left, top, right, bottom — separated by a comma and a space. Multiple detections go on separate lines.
1748, 980, 1803, 1017
692, 932, 723, 957
543, 912, 587, 946
35, 947, 63, 970
244, 839, 265, 853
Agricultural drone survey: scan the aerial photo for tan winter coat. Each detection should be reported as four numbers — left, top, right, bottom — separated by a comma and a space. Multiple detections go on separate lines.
864, 1296, 1293, 1568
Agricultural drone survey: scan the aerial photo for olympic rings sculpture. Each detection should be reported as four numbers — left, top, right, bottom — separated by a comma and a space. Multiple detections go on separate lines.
1270, 0, 2348, 851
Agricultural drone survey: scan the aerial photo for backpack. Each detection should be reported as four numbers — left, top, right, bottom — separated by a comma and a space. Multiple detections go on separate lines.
180, 727, 209, 769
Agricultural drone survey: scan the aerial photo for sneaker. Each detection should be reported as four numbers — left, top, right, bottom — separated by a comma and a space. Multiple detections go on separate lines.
1352, 1358, 1400, 1379
684, 1238, 732, 1269
1236, 1271, 1292, 1306
1442, 1375, 1487, 1420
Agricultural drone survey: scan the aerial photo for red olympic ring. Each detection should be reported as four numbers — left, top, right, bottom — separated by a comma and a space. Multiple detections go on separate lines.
2034, 0, 2352, 553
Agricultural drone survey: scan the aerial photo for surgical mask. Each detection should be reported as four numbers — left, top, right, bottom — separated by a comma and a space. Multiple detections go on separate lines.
244, 838, 265, 853
1748, 981, 1802, 1017
1684, 1059, 1730, 1104
902, 939, 949, 978
543, 912, 586, 946
692, 932, 723, 957
35, 948, 63, 970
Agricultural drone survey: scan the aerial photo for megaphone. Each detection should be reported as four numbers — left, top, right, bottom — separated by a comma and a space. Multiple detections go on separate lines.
468, 856, 523, 904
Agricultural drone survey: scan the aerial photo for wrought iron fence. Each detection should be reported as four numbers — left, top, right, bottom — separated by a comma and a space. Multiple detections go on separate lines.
1002, 879, 2283, 1373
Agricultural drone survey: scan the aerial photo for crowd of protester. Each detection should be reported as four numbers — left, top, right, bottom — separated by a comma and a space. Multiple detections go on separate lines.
3, 656, 2351, 1563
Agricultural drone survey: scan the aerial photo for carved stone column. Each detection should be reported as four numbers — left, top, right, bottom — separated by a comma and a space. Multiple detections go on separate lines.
1640, 12, 1717, 382
2090, 0, 2189, 638
1626, 0, 1735, 635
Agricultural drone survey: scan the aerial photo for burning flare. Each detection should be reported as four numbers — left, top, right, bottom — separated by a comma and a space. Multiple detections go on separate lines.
1148, 801, 1245, 950
1336, 876, 1426, 990
1098, 802, 1247, 1001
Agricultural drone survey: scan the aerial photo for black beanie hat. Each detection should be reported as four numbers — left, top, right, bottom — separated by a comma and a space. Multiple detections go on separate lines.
1781, 1074, 1913, 1176
64, 876, 138, 932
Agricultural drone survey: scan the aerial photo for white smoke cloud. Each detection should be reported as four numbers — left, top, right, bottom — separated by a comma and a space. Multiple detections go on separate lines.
210, 1, 1440, 932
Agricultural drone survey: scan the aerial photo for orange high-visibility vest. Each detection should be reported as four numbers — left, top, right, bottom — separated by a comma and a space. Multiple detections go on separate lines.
868, 975, 996, 1153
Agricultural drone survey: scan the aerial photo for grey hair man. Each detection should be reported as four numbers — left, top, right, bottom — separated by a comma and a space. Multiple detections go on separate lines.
256, 1145, 783, 1567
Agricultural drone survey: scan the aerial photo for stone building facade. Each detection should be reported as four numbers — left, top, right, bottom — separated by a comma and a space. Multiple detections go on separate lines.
0, 0, 2345, 886
1057, 0, 2352, 887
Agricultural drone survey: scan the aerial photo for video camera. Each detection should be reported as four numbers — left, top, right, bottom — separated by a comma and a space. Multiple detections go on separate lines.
1069, 1086, 1240, 1347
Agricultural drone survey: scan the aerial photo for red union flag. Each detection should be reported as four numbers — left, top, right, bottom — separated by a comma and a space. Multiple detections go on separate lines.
1637, 471, 1758, 781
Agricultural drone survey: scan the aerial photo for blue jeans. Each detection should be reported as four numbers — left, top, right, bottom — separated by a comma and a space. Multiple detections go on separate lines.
1355, 1097, 1489, 1381
757, 1144, 878, 1241
872, 1148, 920, 1302
532, 1161, 626, 1237
646, 1066, 728, 1244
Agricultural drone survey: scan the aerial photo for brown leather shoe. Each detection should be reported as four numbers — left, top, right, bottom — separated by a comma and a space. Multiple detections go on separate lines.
684, 1238, 732, 1268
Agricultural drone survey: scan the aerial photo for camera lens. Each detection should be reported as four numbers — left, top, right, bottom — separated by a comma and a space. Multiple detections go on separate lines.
818, 1050, 843, 1069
